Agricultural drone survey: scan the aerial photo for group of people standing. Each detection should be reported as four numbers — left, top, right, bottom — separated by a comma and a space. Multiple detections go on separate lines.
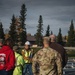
0, 34, 68, 75
32, 35, 68, 75
0, 38, 33, 75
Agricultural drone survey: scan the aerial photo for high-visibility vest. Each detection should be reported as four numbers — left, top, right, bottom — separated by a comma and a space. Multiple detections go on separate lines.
22, 49, 32, 63
13, 52, 25, 75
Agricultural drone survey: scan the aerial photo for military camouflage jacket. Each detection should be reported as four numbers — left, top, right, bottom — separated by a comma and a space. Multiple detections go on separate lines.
32, 47, 63, 75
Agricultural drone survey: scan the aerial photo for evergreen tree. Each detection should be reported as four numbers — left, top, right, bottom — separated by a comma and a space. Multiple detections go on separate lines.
19, 30, 26, 44
45, 25, 50, 36
67, 20, 75, 46
20, 4, 27, 45
35, 15, 43, 46
9, 15, 17, 44
0, 22, 5, 39
51, 31, 53, 35
57, 28, 63, 45
64, 35, 67, 41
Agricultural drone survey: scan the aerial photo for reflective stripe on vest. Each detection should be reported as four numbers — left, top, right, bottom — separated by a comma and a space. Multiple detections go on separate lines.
22, 49, 31, 63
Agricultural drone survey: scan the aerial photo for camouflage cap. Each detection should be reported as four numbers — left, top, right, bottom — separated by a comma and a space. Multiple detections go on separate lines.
43, 37, 50, 44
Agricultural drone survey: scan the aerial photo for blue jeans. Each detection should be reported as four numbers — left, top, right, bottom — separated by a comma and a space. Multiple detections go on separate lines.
23, 63, 33, 75
0, 70, 7, 75
0, 69, 13, 75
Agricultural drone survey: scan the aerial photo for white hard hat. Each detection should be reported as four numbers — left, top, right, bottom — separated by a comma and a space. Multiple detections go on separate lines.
25, 41, 30, 45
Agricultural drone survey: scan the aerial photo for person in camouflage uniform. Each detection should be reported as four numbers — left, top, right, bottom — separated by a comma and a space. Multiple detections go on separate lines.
32, 37, 63, 75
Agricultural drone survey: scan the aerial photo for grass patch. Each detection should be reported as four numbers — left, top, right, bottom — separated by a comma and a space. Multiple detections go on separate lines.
67, 50, 75, 57
32, 47, 41, 54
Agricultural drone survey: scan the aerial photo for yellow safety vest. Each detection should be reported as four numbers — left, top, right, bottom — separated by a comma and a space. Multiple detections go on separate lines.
22, 49, 32, 63
13, 52, 25, 75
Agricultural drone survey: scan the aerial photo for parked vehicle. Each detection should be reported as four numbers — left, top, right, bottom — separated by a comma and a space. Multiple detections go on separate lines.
64, 61, 75, 69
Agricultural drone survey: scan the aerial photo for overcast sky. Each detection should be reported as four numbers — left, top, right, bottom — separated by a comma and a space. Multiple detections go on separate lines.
0, 0, 75, 36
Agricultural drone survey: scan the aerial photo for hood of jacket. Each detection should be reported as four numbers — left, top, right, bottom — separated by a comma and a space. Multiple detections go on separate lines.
0, 45, 11, 52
